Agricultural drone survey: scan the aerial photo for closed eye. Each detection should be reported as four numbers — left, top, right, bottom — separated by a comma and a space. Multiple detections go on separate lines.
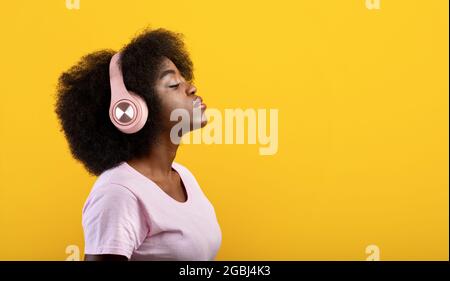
169, 83, 180, 89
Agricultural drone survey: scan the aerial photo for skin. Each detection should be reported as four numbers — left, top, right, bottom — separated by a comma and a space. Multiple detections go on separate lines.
85, 57, 207, 261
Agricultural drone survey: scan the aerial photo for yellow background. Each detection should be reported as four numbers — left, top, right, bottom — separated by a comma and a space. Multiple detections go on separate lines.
0, 0, 448, 260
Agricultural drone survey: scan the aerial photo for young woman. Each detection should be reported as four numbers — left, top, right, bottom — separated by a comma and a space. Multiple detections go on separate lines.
55, 28, 222, 261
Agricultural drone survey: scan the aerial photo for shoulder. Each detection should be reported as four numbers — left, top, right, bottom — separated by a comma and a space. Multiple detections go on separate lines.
85, 162, 138, 204
85, 162, 145, 201
87, 182, 137, 202
82, 183, 138, 215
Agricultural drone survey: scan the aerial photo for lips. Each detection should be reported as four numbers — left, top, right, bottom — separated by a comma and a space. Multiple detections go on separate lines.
193, 97, 206, 110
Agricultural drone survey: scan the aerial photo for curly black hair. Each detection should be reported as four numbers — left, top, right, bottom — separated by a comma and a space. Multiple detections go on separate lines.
55, 27, 194, 176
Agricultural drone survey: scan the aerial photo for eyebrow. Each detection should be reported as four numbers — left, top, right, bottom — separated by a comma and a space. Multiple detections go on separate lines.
158, 69, 176, 80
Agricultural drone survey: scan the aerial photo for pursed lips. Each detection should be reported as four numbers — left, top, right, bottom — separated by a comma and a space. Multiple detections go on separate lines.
193, 96, 207, 110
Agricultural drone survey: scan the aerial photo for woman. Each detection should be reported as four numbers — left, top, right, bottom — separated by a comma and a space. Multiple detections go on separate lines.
55, 28, 222, 261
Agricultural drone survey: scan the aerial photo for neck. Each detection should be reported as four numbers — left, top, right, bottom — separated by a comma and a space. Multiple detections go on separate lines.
127, 132, 179, 179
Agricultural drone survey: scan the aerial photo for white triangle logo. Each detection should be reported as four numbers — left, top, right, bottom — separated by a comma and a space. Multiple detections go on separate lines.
115, 104, 134, 121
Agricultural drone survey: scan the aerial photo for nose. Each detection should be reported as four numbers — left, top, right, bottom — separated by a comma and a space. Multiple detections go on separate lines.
187, 83, 197, 96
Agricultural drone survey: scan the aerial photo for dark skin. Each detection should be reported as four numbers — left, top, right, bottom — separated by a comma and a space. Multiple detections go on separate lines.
84, 57, 206, 261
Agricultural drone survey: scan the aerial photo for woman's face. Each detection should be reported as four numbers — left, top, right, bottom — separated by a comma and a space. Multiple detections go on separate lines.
154, 57, 207, 135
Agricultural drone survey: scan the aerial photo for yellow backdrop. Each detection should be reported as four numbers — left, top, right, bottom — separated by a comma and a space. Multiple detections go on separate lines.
0, 0, 448, 260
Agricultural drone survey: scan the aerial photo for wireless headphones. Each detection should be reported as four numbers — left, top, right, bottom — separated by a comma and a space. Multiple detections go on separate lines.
109, 52, 149, 134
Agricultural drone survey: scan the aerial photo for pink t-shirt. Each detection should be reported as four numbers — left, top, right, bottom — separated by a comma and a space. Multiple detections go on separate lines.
82, 161, 222, 261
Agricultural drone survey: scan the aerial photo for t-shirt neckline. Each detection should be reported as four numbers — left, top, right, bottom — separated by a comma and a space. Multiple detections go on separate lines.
121, 161, 192, 207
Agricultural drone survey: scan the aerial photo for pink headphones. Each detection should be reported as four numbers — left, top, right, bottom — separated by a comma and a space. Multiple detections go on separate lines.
109, 52, 149, 134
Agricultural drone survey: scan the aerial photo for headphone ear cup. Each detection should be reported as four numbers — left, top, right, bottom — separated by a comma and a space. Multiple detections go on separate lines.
109, 93, 149, 134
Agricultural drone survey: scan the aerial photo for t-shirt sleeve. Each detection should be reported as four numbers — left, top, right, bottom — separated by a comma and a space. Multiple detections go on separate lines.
82, 183, 149, 259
